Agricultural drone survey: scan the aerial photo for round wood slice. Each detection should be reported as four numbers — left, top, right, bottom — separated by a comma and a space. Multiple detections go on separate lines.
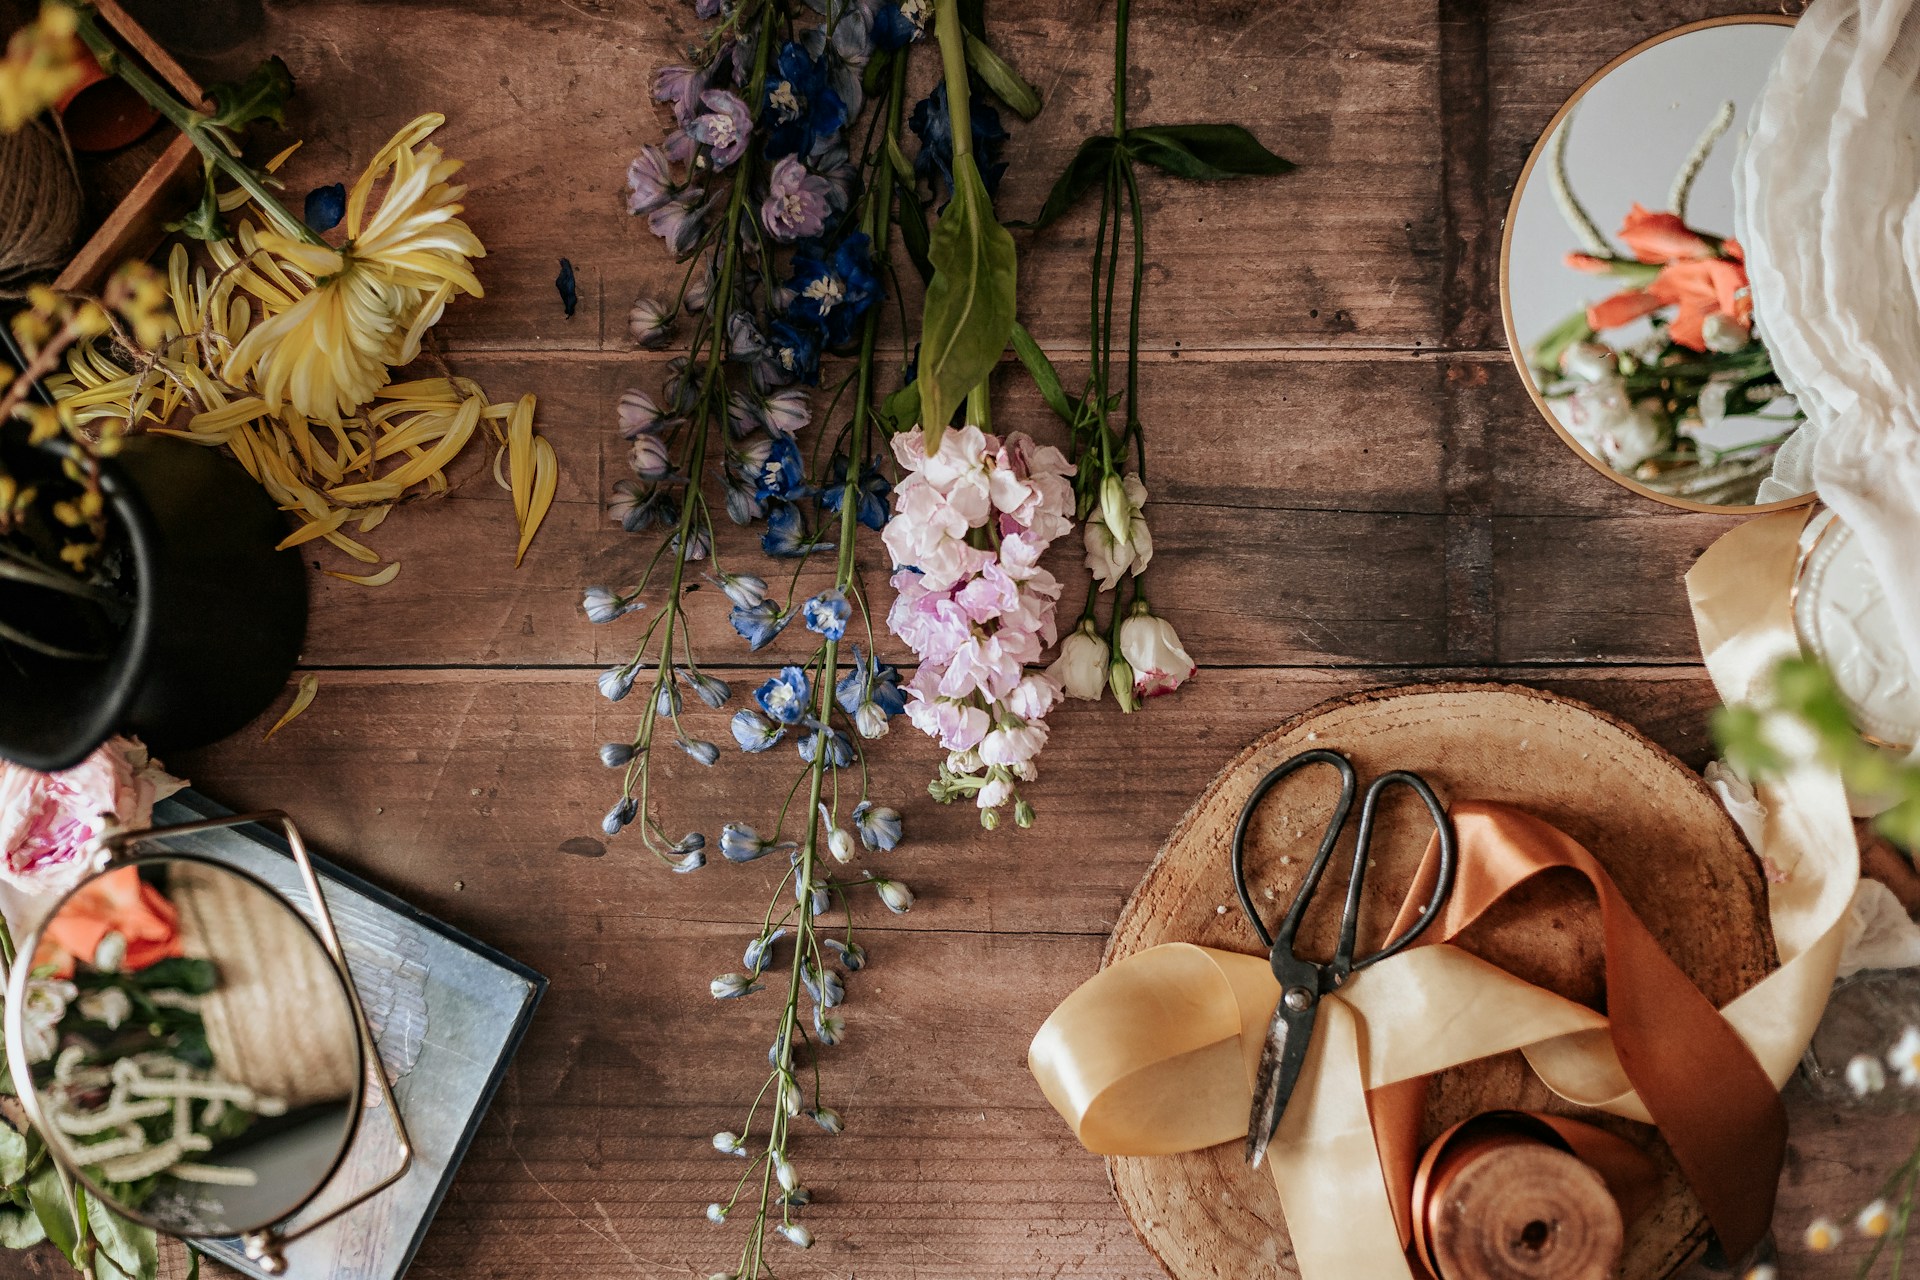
1105, 683, 1778, 1280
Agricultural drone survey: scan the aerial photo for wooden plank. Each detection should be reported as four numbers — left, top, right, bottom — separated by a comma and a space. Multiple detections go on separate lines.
176, 0, 1446, 355
1493, 512, 1740, 664
253, 350, 1713, 671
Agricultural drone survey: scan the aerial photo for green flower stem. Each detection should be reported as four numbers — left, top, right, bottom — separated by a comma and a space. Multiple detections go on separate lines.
934, 0, 973, 163
69, 8, 317, 246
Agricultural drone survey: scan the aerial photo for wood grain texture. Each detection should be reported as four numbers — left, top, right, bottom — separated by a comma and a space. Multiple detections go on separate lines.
16, 0, 1895, 1277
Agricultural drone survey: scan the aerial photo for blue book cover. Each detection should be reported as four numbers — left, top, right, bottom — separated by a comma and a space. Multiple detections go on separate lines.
138, 791, 545, 1280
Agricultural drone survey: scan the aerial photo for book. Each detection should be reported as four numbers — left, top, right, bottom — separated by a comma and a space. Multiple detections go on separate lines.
141, 790, 545, 1280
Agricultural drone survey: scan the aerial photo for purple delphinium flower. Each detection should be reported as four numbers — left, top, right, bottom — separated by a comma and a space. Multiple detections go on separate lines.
648, 190, 707, 258
625, 145, 675, 215
630, 435, 672, 480
608, 479, 677, 533
617, 388, 666, 438
763, 386, 810, 436
689, 89, 753, 168
653, 64, 711, 126
761, 41, 847, 159
762, 155, 833, 242
628, 297, 672, 349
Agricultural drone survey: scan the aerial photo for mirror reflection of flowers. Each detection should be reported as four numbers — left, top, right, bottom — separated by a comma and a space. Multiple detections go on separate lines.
1530, 101, 1803, 505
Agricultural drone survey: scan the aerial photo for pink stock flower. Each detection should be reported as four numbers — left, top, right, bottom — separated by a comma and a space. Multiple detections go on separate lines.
0, 738, 181, 899
885, 425, 1078, 819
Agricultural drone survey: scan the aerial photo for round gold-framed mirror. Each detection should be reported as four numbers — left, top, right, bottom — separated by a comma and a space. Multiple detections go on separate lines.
3, 853, 365, 1241
1501, 15, 1814, 512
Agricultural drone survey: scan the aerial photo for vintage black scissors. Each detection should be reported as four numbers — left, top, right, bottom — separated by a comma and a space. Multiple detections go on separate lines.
1231, 747, 1458, 1168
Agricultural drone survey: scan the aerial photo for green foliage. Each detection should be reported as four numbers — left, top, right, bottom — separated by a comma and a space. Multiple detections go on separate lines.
204, 56, 295, 131
1713, 655, 1920, 851
893, 169, 933, 283
963, 30, 1040, 119
85, 1191, 158, 1280
1016, 135, 1119, 231
1009, 321, 1071, 423
916, 152, 1017, 447
1124, 123, 1293, 181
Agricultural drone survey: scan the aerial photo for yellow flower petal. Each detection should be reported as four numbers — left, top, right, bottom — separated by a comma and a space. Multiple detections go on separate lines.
262, 673, 319, 742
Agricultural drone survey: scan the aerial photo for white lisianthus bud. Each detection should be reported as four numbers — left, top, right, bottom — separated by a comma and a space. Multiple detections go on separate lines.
1118, 602, 1197, 699
1084, 473, 1153, 590
1098, 471, 1131, 544
1109, 656, 1140, 713
1047, 620, 1109, 701
1846, 1053, 1887, 1096
1565, 376, 1669, 472
1558, 341, 1617, 383
1702, 312, 1751, 353
778, 1223, 814, 1249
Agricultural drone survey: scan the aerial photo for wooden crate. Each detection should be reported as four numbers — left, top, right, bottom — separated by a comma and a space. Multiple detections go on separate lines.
52, 0, 207, 293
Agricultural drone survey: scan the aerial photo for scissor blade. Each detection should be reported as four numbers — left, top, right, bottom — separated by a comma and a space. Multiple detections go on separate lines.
1245, 998, 1317, 1168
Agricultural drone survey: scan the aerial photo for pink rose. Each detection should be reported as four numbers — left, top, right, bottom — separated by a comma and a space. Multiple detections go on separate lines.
0, 738, 178, 898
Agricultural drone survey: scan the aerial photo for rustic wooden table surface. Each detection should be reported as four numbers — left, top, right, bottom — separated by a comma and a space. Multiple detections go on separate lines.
25, 0, 1903, 1276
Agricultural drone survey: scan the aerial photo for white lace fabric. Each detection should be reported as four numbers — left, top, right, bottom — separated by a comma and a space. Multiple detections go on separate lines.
1741, 0, 1920, 687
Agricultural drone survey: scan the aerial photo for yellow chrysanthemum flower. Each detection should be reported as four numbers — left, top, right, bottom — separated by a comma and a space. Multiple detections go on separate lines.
0, 3, 82, 132
224, 114, 486, 424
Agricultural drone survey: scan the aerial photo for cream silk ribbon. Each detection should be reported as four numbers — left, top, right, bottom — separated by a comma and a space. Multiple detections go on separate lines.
1029, 512, 1856, 1280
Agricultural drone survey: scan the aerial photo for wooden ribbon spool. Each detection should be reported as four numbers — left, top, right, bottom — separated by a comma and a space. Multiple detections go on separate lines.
1422, 1128, 1621, 1280
1105, 684, 1777, 1280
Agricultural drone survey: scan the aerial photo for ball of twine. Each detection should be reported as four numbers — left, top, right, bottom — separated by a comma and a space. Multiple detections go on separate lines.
0, 119, 84, 286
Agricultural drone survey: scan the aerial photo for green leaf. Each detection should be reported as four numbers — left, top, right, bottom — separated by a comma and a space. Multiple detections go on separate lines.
165, 165, 227, 244
1010, 322, 1072, 424
26, 1165, 75, 1261
0, 1205, 44, 1250
133, 956, 218, 995
1126, 123, 1294, 181
85, 1193, 158, 1280
881, 380, 921, 435
964, 31, 1040, 120
1013, 134, 1118, 231
205, 55, 295, 131
917, 152, 1017, 448
0, 1127, 25, 1187
892, 170, 933, 283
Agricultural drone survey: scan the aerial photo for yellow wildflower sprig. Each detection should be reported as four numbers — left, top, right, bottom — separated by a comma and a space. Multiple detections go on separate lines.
0, 2, 82, 132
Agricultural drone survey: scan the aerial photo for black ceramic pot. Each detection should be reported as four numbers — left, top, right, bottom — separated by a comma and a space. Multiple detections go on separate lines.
0, 433, 307, 772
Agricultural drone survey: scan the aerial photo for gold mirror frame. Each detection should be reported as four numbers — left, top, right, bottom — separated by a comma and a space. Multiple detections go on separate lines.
1, 812, 413, 1276
1498, 13, 1814, 515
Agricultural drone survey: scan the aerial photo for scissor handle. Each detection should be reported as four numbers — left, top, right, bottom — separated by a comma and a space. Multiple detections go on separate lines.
1230, 748, 1357, 953
1345, 770, 1457, 976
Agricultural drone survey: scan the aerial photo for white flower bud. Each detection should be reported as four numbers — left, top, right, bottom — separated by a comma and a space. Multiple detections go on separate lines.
855, 701, 890, 739
874, 878, 914, 914
775, 1156, 798, 1191
1858, 1198, 1893, 1237
778, 1223, 814, 1249
1846, 1053, 1887, 1096
1805, 1216, 1841, 1252
705, 1203, 728, 1224
712, 1131, 745, 1156
826, 825, 856, 864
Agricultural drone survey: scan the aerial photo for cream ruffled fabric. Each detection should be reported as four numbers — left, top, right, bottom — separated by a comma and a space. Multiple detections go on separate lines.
1740, 0, 1920, 692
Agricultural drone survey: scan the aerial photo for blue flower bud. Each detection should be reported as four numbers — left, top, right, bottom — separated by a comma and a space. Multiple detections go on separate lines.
598, 665, 637, 702
678, 737, 720, 766
602, 796, 638, 836
599, 742, 636, 768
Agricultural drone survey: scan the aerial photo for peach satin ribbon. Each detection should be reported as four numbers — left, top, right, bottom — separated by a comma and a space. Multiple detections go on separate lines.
1031, 803, 1786, 1274
1031, 513, 1857, 1280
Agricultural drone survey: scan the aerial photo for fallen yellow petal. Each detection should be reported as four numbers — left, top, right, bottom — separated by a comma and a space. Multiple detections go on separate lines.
263, 673, 319, 741
323, 562, 400, 586
507, 393, 534, 529
516, 433, 556, 568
